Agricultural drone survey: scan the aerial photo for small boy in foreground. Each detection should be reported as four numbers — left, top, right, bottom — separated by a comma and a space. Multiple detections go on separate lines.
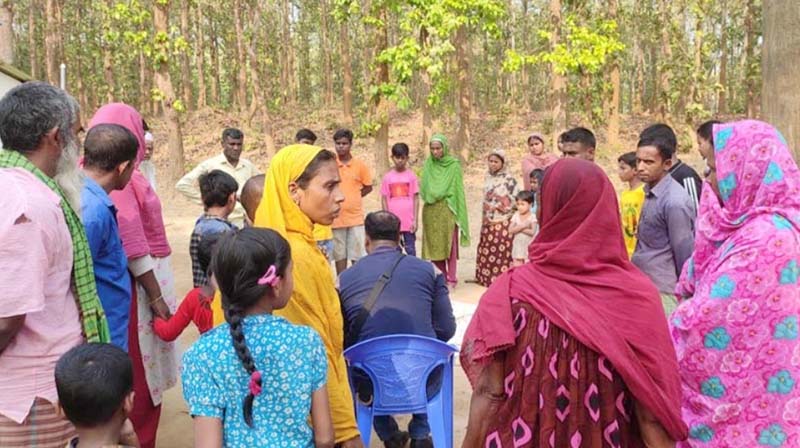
55, 343, 139, 448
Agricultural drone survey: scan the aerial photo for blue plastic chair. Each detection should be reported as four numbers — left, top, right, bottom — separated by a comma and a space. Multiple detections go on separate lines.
343, 334, 458, 447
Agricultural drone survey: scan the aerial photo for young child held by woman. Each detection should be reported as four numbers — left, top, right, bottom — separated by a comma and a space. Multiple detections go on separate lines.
509, 190, 538, 266
181, 228, 334, 447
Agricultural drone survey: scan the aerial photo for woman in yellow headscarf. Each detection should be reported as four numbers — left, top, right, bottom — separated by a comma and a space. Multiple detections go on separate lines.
253, 144, 363, 447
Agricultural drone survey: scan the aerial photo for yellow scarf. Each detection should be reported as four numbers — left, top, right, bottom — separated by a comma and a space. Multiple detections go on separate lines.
254, 144, 358, 442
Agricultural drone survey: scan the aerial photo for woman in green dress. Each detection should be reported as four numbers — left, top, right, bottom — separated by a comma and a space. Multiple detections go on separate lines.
420, 134, 470, 289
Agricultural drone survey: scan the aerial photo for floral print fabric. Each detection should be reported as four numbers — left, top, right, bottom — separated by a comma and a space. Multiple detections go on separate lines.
182, 314, 327, 447
671, 120, 800, 447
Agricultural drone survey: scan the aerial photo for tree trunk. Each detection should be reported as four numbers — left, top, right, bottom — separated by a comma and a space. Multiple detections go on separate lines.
717, 1, 728, 114
279, 0, 295, 106
28, 1, 38, 78
44, 0, 60, 84
369, 5, 391, 176
744, 0, 757, 117
633, 40, 644, 115
232, 0, 247, 109
153, 0, 186, 186
340, 21, 354, 123
209, 18, 221, 105
0, 2, 13, 64
180, 0, 193, 109
453, 25, 472, 162
103, 46, 115, 102
419, 27, 433, 149
139, 50, 149, 112
194, 3, 206, 109
658, 0, 672, 119
606, 0, 621, 147
549, 0, 567, 150
320, 0, 334, 106
246, 3, 276, 156
762, 0, 800, 163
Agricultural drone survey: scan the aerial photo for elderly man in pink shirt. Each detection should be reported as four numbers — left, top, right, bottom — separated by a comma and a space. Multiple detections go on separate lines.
0, 82, 110, 447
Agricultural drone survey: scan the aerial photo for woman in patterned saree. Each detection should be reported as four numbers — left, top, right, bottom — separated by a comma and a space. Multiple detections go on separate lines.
461, 158, 687, 447
475, 149, 517, 287
672, 120, 800, 447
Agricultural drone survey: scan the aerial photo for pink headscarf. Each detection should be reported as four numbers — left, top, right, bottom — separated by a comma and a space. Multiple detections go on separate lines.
672, 120, 800, 446
88, 103, 170, 259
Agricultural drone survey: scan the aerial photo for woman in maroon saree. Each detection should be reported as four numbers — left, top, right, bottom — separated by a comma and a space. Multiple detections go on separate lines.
461, 159, 687, 447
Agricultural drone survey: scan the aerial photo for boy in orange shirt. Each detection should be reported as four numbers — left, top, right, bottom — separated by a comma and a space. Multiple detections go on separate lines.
331, 129, 374, 274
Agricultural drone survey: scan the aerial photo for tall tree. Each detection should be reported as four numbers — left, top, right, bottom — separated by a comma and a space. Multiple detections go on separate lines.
194, 2, 206, 108
152, 0, 186, 185
180, 0, 193, 109
762, 0, 800, 162
453, 25, 472, 161
366, 2, 391, 175
549, 0, 566, 148
717, 0, 728, 114
27, 0, 38, 78
339, 21, 354, 123
233, 0, 247, 108
320, 0, 334, 106
245, 1, 276, 155
0, 1, 13, 64
44, 0, 60, 84
606, 0, 621, 147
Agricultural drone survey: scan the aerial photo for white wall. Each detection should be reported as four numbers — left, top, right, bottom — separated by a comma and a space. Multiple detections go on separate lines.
0, 71, 21, 99
0, 72, 22, 148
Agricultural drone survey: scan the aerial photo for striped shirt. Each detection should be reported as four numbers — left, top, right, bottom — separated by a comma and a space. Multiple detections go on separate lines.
669, 160, 702, 209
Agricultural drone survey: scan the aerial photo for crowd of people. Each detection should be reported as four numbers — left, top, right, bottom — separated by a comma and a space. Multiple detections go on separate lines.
0, 80, 798, 448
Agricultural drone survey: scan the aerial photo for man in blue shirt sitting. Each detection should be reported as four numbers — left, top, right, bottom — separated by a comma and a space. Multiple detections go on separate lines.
81, 123, 138, 350
339, 211, 456, 448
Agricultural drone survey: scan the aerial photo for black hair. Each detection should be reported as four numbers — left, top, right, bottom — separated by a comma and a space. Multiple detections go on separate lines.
391, 142, 410, 158
142, 119, 150, 132
222, 128, 244, 141
617, 151, 637, 169
55, 343, 133, 428
296, 149, 336, 189
365, 211, 400, 242
529, 168, 545, 185
198, 232, 222, 278
697, 119, 722, 145
199, 170, 239, 209
638, 123, 676, 161
333, 128, 353, 143
295, 128, 317, 143
213, 228, 292, 427
561, 127, 596, 149
516, 190, 535, 204
83, 124, 139, 172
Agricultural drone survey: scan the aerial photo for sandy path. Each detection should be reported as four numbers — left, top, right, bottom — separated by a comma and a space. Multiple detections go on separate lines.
154, 194, 486, 447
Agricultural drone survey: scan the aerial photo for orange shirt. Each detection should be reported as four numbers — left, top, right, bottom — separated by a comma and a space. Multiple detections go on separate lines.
332, 157, 373, 228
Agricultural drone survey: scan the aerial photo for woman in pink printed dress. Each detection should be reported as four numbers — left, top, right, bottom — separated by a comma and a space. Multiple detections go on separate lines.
671, 120, 800, 447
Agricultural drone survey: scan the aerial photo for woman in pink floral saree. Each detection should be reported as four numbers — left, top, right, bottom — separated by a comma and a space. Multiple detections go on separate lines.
671, 120, 800, 447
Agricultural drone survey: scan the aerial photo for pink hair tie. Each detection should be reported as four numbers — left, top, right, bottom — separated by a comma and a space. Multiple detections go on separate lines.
257, 265, 279, 287
248, 371, 263, 396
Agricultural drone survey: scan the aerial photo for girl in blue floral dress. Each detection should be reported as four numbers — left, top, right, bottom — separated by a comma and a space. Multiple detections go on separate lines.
181, 228, 334, 447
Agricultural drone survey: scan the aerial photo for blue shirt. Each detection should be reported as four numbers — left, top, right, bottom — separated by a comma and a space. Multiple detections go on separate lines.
632, 174, 696, 294
81, 177, 132, 350
339, 246, 456, 346
182, 315, 327, 448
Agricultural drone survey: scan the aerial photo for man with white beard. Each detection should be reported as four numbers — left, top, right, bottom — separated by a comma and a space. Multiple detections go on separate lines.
0, 82, 110, 447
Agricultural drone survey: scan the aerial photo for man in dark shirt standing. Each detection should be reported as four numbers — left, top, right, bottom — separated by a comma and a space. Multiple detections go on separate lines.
640, 123, 703, 208
339, 211, 456, 448
632, 127, 696, 316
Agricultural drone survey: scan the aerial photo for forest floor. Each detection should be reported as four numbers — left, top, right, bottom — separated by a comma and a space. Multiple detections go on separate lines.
151, 109, 704, 447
